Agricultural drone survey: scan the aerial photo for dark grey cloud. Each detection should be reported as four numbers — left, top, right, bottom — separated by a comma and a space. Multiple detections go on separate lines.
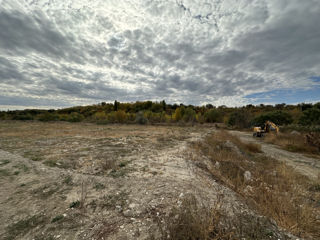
0, 0, 320, 108
0, 10, 71, 57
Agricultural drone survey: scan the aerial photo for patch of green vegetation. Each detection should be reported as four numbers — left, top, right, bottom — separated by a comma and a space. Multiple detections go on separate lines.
63, 175, 73, 185
309, 184, 320, 192
13, 171, 20, 175
44, 159, 57, 167
5, 214, 47, 240
69, 200, 80, 208
0, 159, 10, 166
20, 183, 26, 187
119, 162, 127, 168
95, 182, 105, 190
23, 151, 43, 161
13, 163, 30, 172
109, 169, 126, 178
51, 215, 64, 223
0, 169, 11, 177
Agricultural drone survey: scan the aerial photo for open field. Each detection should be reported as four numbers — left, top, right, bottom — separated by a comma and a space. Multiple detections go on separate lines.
0, 121, 319, 239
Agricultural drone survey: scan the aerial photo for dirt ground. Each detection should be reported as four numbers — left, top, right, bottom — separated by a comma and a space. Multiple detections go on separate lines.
0, 121, 304, 240
230, 131, 320, 180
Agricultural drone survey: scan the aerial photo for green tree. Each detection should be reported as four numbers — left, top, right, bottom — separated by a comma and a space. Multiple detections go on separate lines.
114, 100, 119, 111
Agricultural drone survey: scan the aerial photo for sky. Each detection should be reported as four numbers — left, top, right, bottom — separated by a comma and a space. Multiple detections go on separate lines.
0, 0, 320, 110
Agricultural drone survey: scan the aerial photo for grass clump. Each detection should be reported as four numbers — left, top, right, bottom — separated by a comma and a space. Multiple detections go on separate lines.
154, 194, 279, 240
0, 169, 11, 177
69, 200, 80, 209
63, 175, 73, 185
0, 159, 10, 166
158, 194, 227, 240
51, 215, 64, 223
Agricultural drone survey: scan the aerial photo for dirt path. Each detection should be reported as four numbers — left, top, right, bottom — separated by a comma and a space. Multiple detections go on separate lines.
230, 131, 320, 180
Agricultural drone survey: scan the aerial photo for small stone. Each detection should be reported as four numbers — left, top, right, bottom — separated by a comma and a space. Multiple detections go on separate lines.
214, 161, 220, 169
123, 210, 134, 217
244, 171, 252, 181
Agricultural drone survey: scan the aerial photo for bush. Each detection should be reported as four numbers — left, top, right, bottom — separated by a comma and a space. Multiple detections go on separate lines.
93, 112, 107, 121
67, 112, 84, 122
11, 113, 34, 121
252, 111, 293, 126
173, 107, 183, 122
228, 110, 252, 128
299, 108, 320, 125
115, 110, 127, 123
135, 111, 148, 124
204, 109, 222, 123
38, 112, 59, 121
183, 107, 196, 122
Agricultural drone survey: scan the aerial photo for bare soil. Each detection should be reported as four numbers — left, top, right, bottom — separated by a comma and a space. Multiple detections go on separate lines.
0, 122, 303, 239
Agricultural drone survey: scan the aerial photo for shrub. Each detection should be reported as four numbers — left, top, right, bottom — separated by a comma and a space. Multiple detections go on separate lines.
93, 112, 107, 121
204, 109, 222, 123
228, 110, 252, 128
299, 108, 320, 125
67, 112, 84, 122
183, 107, 196, 122
173, 107, 183, 122
11, 113, 34, 121
115, 110, 127, 123
252, 111, 293, 126
135, 111, 148, 124
196, 112, 205, 124
37, 112, 59, 121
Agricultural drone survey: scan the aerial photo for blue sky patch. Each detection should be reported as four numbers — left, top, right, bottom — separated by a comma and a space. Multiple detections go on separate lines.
310, 76, 320, 82
245, 85, 320, 105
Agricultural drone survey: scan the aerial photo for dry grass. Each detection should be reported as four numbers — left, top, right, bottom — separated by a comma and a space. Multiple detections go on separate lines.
153, 193, 284, 240
265, 132, 319, 155
192, 130, 320, 239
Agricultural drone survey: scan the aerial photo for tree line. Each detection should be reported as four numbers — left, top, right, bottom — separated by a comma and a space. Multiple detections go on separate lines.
0, 101, 319, 130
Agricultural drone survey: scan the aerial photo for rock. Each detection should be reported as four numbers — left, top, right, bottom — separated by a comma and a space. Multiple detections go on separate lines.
123, 209, 134, 217
244, 171, 252, 181
290, 130, 300, 135
223, 140, 242, 155
214, 161, 220, 169
129, 203, 137, 209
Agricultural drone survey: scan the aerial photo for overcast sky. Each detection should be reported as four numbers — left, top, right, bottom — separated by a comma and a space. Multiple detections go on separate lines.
0, 0, 320, 110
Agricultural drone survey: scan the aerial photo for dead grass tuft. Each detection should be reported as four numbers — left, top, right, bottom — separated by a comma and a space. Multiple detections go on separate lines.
154, 194, 232, 240
265, 132, 319, 155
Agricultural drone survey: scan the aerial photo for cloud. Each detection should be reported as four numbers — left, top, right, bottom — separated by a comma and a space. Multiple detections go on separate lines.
0, 0, 319, 109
